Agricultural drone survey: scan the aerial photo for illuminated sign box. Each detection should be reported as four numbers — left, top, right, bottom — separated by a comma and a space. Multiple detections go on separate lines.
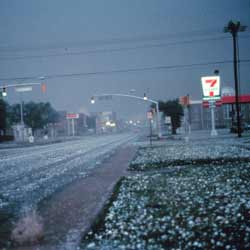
201, 76, 221, 101
66, 113, 79, 119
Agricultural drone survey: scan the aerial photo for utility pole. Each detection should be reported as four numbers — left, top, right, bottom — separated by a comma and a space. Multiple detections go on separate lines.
224, 20, 247, 137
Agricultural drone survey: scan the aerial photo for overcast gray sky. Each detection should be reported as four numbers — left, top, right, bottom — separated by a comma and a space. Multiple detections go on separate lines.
0, 0, 250, 120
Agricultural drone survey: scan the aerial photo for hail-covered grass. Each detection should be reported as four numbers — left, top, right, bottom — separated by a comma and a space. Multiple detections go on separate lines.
129, 143, 250, 171
83, 162, 250, 250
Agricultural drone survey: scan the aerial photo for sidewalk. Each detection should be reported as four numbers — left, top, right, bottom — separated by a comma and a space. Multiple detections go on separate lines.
10, 145, 137, 250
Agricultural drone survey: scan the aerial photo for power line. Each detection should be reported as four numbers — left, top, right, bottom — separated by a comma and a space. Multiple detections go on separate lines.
0, 36, 233, 61
1, 35, 249, 61
0, 28, 224, 53
1, 59, 250, 82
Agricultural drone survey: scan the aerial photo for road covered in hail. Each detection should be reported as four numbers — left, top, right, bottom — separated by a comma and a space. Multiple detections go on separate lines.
0, 133, 136, 215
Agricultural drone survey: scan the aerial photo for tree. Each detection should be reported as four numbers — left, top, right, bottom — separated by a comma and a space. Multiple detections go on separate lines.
24, 102, 59, 131
7, 102, 59, 132
7, 104, 21, 125
153, 99, 183, 135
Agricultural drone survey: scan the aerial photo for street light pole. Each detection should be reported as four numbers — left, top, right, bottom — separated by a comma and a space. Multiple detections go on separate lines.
224, 21, 247, 137
155, 101, 162, 138
20, 99, 24, 125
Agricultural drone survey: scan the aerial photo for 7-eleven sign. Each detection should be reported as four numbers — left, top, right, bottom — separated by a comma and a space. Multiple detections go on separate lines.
201, 76, 221, 101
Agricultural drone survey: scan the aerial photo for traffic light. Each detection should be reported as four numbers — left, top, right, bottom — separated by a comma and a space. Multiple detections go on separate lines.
91, 96, 95, 104
41, 83, 46, 93
2, 87, 7, 97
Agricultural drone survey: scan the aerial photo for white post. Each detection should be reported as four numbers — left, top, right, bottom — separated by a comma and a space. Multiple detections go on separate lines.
20, 101, 24, 125
188, 106, 191, 134
184, 107, 188, 133
200, 104, 204, 129
20, 97, 25, 142
184, 106, 189, 137
72, 119, 75, 136
155, 102, 162, 138
210, 101, 218, 136
67, 119, 70, 136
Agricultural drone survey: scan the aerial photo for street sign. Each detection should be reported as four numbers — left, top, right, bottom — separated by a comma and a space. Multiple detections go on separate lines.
98, 95, 112, 101
165, 116, 171, 124
201, 76, 221, 101
215, 100, 222, 107
15, 86, 33, 92
203, 100, 222, 108
202, 101, 209, 108
66, 113, 79, 119
147, 111, 153, 120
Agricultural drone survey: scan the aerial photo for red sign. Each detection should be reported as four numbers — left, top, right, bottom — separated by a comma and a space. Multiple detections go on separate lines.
202, 102, 209, 108
41, 83, 46, 93
203, 100, 222, 108
202, 95, 250, 107
201, 76, 221, 101
66, 113, 79, 119
221, 95, 250, 104
215, 100, 222, 107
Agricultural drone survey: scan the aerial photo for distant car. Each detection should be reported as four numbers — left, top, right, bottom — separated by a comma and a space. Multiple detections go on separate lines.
245, 123, 250, 131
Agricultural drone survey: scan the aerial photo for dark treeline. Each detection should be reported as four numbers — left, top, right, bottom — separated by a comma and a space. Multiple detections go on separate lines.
0, 100, 59, 136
